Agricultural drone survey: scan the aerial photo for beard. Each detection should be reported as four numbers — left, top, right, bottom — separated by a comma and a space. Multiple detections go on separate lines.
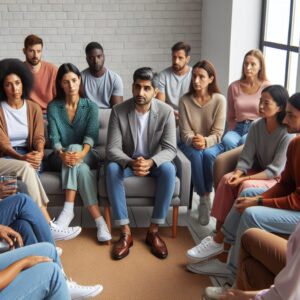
28, 58, 40, 66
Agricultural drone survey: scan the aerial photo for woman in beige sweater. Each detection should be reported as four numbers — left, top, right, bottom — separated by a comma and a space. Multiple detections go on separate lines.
179, 60, 226, 225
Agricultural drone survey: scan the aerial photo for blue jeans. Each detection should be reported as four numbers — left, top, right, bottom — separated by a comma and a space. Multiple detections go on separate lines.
0, 193, 55, 247
106, 162, 176, 226
222, 187, 300, 275
179, 142, 222, 196
221, 121, 252, 151
0, 243, 70, 299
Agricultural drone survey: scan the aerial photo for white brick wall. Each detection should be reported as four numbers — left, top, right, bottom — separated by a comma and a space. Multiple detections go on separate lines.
0, 0, 201, 98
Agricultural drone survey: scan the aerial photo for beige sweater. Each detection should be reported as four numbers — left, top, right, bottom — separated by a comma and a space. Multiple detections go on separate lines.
179, 93, 226, 147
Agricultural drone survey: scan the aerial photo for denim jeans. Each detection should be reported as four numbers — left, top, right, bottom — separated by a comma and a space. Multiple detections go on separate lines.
0, 243, 70, 300
179, 142, 222, 196
106, 161, 176, 226
222, 187, 300, 275
0, 193, 55, 248
221, 121, 252, 151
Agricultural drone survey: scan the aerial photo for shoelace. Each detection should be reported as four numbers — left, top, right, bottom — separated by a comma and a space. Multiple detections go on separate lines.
195, 236, 212, 252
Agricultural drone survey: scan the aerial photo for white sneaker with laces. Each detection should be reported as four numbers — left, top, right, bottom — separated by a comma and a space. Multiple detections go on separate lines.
50, 221, 82, 241
97, 221, 112, 242
55, 210, 75, 228
56, 246, 63, 257
67, 278, 103, 299
187, 258, 232, 277
186, 236, 224, 263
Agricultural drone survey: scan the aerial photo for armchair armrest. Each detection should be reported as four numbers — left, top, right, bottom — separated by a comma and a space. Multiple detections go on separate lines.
173, 148, 191, 206
213, 145, 243, 189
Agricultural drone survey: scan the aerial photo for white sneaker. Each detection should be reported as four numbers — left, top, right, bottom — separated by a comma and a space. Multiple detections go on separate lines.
50, 221, 82, 241
186, 236, 224, 263
55, 210, 75, 228
198, 196, 211, 226
202, 286, 228, 300
97, 221, 112, 242
67, 278, 103, 299
187, 258, 232, 277
56, 246, 63, 257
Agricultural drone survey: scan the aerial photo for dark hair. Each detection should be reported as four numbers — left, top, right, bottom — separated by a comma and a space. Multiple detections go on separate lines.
55, 63, 81, 99
0, 58, 34, 101
188, 60, 221, 96
288, 93, 300, 111
24, 34, 43, 49
133, 67, 158, 88
240, 49, 267, 81
85, 42, 103, 55
171, 41, 191, 56
261, 85, 289, 124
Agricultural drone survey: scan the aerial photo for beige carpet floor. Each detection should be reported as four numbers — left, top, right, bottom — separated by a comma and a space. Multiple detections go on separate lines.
57, 227, 210, 300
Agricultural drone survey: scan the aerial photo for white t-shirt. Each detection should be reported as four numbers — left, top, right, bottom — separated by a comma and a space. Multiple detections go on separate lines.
1, 101, 28, 147
133, 110, 150, 158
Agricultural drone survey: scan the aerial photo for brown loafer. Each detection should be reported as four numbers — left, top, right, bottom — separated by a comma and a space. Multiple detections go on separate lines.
112, 233, 133, 260
145, 231, 168, 259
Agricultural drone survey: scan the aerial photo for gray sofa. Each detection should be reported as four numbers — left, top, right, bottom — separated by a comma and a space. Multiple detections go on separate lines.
41, 109, 191, 237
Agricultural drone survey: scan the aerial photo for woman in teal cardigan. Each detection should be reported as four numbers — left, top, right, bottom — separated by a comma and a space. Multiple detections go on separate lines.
47, 63, 111, 242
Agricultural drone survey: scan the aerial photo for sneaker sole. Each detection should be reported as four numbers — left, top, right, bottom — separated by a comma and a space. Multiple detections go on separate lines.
186, 263, 231, 278
186, 248, 224, 264
53, 227, 82, 241
71, 285, 103, 300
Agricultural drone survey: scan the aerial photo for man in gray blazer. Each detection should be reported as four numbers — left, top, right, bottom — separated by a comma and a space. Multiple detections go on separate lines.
106, 67, 177, 260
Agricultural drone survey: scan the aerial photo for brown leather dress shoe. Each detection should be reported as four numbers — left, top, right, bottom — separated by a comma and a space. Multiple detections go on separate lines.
112, 233, 133, 260
145, 231, 168, 259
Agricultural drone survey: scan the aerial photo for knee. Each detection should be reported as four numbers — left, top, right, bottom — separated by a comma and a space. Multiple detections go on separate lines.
203, 148, 217, 161
241, 207, 260, 226
106, 162, 122, 176
157, 162, 176, 177
67, 144, 83, 152
77, 163, 90, 174
239, 188, 260, 198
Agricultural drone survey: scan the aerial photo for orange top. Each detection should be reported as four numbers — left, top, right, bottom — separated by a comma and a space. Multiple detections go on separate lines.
262, 135, 300, 210
28, 61, 58, 113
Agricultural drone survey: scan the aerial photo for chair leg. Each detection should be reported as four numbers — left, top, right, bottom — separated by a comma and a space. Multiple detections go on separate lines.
172, 206, 179, 238
104, 203, 112, 245
188, 182, 194, 210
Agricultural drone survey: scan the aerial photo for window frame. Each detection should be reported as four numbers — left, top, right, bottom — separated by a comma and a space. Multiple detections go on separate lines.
260, 0, 299, 88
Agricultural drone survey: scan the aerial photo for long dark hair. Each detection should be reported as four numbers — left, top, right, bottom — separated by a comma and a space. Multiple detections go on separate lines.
262, 85, 289, 124
55, 63, 81, 99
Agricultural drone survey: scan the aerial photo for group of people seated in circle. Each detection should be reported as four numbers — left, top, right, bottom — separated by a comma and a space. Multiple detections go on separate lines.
0, 34, 299, 299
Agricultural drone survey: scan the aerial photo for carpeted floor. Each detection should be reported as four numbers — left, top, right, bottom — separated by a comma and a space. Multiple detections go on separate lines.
57, 227, 210, 300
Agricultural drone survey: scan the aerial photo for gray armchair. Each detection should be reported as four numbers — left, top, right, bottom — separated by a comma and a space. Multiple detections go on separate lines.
40, 108, 191, 236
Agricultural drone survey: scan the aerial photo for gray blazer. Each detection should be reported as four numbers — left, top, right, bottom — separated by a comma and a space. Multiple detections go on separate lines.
106, 98, 177, 168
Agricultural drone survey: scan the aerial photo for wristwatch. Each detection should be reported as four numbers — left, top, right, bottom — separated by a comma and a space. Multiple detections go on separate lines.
257, 197, 264, 206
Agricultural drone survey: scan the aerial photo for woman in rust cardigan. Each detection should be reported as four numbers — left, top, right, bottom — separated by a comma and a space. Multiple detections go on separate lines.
0, 58, 44, 171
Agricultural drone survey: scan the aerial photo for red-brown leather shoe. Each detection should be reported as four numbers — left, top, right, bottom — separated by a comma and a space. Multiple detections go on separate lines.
112, 233, 133, 260
145, 231, 168, 259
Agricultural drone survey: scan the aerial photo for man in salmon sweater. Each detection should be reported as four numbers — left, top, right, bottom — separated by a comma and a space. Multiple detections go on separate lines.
186, 93, 300, 297
23, 34, 57, 114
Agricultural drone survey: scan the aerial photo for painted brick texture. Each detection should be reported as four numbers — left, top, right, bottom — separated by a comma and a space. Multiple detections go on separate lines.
0, 0, 201, 98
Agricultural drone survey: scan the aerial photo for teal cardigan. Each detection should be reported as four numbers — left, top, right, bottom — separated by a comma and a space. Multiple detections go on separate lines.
47, 98, 99, 151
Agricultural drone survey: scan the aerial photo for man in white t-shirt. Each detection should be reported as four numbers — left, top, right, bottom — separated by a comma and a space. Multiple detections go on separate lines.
106, 67, 177, 260
157, 41, 192, 124
80, 42, 123, 108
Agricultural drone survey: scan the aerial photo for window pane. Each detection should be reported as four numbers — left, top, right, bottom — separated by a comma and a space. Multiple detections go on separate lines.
264, 47, 287, 86
287, 52, 299, 94
265, 0, 290, 44
291, 0, 300, 46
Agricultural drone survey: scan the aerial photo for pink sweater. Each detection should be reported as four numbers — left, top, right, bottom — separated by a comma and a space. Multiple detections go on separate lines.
227, 80, 270, 129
